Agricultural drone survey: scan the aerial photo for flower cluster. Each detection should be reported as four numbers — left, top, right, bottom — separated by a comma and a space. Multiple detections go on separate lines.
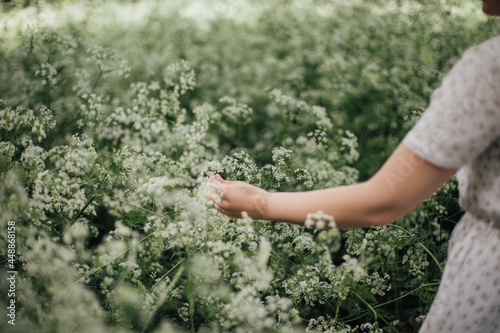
304, 210, 336, 230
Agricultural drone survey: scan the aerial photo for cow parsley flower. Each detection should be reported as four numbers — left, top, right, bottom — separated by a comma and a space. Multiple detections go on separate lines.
35, 63, 58, 86
221, 151, 261, 184
272, 146, 293, 165
20, 144, 47, 180
220, 96, 253, 125
341, 255, 365, 282
364, 271, 391, 296
0, 141, 15, 162
304, 210, 336, 229
341, 130, 360, 163
295, 168, 314, 188
402, 245, 430, 277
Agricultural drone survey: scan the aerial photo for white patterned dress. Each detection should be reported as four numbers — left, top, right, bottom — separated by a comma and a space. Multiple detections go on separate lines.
403, 34, 500, 333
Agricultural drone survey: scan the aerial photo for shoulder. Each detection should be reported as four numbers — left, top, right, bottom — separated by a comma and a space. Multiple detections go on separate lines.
475, 34, 500, 53
438, 35, 500, 99
460, 35, 500, 68
403, 35, 500, 169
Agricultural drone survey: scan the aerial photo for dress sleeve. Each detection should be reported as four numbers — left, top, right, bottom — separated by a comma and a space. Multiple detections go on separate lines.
403, 36, 500, 169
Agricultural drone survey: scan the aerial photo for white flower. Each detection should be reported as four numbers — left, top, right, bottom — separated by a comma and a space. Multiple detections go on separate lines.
304, 210, 336, 229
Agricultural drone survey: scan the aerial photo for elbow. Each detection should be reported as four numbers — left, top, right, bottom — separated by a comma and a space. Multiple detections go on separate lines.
359, 180, 408, 227
362, 195, 404, 227
367, 191, 419, 226
369, 209, 400, 227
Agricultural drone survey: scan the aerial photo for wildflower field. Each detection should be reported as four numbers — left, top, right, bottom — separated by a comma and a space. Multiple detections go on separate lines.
1, 0, 499, 332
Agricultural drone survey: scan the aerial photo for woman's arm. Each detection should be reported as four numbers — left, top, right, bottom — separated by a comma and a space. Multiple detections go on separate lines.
210, 143, 456, 229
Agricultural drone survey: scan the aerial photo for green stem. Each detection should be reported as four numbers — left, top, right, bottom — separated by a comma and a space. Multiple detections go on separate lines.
62, 170, 110, 236
386, 224, 443, 272
64, 233, 154, 291
344, 282, 440, 322
93, 64, 102, 92
352, 291, 377, 321
351, 291, 398, 332
187, 249, 196, 333
374, 282, 440, 309
333, 299, 341, 323
150, 259, 185, 292
108, 195, 162, 216
417, 242, 443, 273
142, 264, 186, 333
386, 223, 412, 236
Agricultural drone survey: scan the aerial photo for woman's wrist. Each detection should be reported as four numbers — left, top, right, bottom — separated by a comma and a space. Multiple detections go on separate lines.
252, 189, 271, 220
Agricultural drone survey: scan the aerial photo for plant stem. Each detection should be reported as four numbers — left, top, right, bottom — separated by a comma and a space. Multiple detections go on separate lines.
351, 291, 398, 332
65, 232, 154, 291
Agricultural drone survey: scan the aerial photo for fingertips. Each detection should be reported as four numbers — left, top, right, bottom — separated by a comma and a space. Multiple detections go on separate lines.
210, 174, 222, 185
214, 173, 226, 183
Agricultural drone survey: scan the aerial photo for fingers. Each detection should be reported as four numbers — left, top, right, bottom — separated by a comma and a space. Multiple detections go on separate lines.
210, 173, 226, 187
209, 174, 225, 212
210, 179, 224, 198
208, 194, 219, 204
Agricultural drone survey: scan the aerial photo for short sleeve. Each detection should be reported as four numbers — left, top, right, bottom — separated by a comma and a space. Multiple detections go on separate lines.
403, 36, 500, 169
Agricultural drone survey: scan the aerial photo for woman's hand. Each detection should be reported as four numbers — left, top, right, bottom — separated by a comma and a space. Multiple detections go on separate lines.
209, 174, 270, 220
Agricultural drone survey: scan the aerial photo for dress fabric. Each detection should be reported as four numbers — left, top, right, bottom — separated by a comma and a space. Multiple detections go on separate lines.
402, 34, 500, 333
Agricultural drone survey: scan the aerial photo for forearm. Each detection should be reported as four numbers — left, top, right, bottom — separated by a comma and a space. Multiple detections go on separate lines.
212, 144, 456, 229
261, 144, 456, 229
264, 181, 392, 229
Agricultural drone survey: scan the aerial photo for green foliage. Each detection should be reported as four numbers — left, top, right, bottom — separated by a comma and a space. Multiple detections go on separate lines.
1, 1, 499, 332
